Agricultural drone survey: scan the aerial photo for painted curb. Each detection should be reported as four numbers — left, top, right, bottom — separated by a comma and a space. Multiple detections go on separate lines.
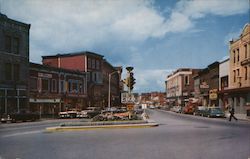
45, 122, 158, 132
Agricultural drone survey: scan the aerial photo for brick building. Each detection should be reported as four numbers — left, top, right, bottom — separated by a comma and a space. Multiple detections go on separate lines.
29, 63, 87, 117
42, 51, 122, 108
194, 62, 220, 107
0, 13, 30, 116
166, 68, 200, 107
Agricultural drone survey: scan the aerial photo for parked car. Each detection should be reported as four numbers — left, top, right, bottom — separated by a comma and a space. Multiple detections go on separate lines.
171, 106, 182, 113
1, 110, 39, 123
203, 107, 225, 118
193, 106, 207, 116
80, 107, 101, 118
59, 109, 78, 118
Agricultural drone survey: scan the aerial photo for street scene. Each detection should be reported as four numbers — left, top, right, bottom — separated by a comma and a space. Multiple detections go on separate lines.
0, 0, 250, 159
1, 109, 250, 159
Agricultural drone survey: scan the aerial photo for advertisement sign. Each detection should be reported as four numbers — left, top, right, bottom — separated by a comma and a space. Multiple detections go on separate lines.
209, 89, 218, 100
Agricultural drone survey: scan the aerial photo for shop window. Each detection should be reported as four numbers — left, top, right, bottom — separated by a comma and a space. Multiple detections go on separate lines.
5, 63, 12, 80
19, 90, 26, 96
13, 64, 20, 81
7, 90, 17, 96
0, 90, 5, 97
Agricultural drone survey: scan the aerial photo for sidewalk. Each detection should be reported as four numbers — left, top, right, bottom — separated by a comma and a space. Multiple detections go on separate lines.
225, 113, 250, 122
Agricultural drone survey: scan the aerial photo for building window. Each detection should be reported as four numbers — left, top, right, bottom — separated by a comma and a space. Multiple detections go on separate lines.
13, 37, 20, 54
52, 79, 57, 92
92, 59, 95, 69
96, 60, 100, 70
233, 70, 236, 82
245, 67, 248, 80
233, 50, 235, 63
88, 58, 91, 69
60, 80, 64, 93
244, 44, 247, 58
237, 48, 240, 62
41, 78, 49, 92
13, 64, 20, 81
5, 63, 12, 80
30, 77, 38, 90
5, 35, 11, 53
237, 69, 240, 77
184, 75, 189, 85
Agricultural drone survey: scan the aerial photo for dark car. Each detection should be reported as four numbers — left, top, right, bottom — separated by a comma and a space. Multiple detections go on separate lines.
203, 107, 225, 118
1, 110, 40, 123
193, 106, 207, 116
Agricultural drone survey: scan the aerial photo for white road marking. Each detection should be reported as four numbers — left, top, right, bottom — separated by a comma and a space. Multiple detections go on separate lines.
1, 130, 43, 138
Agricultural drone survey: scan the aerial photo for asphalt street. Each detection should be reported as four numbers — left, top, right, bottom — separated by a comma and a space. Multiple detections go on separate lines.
0, 109, 249, 159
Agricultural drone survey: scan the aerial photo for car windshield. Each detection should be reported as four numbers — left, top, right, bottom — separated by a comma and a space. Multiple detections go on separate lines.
211, 108, 222, 113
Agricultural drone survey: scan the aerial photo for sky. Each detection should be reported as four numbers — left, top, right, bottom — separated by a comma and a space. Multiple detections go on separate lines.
1, 0, 249, 93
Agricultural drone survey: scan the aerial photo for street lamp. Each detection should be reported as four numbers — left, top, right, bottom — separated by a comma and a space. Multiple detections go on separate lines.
108, 70, 119, 111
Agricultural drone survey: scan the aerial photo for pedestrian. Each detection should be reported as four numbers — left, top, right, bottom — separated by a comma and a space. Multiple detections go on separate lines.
229, 107, 238, 121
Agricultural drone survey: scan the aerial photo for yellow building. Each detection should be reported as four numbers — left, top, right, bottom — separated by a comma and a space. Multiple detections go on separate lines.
227, 23, 250, 117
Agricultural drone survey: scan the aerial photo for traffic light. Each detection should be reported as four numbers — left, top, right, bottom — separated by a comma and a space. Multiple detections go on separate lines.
129, 72, 136, 91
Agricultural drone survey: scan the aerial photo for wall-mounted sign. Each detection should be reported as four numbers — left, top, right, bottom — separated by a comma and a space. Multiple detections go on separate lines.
209, 89, 218, 100
38, 72, 52, 78
200, 82, 209, 89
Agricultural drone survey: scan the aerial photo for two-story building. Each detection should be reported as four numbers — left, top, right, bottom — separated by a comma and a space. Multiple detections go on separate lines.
0, 13, 30, 116
29, 63, 87, 117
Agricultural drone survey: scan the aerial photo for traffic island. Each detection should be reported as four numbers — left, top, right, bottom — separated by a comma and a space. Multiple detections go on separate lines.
45, 119, 158, 132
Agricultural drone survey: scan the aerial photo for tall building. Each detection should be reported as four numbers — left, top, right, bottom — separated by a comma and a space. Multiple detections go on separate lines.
166, 68, 200, 107
0, 13, 30, 115
225, 23, 250, 116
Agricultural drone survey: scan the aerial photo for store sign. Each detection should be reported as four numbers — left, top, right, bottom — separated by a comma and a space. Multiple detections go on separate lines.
209, 89, 218, 100
200, 82, 209, 89
38, 72, 52, 78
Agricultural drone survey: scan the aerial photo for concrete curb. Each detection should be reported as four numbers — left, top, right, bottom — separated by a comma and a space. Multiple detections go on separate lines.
45, 122, 158, 132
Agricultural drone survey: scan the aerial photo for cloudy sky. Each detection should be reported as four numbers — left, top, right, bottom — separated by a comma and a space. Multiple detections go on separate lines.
1, 0, 249, 93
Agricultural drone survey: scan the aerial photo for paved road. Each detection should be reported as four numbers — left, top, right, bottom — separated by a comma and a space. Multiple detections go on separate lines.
0, 110, 249, 159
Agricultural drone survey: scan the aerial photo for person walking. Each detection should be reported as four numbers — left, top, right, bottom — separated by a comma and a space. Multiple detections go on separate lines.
229, 107, 238, 121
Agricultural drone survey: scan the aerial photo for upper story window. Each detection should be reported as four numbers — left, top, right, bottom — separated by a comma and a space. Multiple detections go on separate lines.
42, 78, 50, 92
5, 63, 12, 80
237, 48, 240, 62
51, 79, 57, 92
88, 58, 91, 69
233, 70, 236, 83
13, 37, 20, 54
30, 77, 38, 90
184, 75, 189, 85
13, 64, 20, 81
233, 50, 236, 63
5, 35, 11, 53
4, 35, 20, 54
245, 67, 248, 80
96, 60, 100, 70
92, 59, 95, 69
244, 44, 248, 58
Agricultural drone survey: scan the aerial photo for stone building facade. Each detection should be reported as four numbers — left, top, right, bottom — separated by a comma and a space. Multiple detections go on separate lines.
0, 13, 30, 115
224, 24, 250, 117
